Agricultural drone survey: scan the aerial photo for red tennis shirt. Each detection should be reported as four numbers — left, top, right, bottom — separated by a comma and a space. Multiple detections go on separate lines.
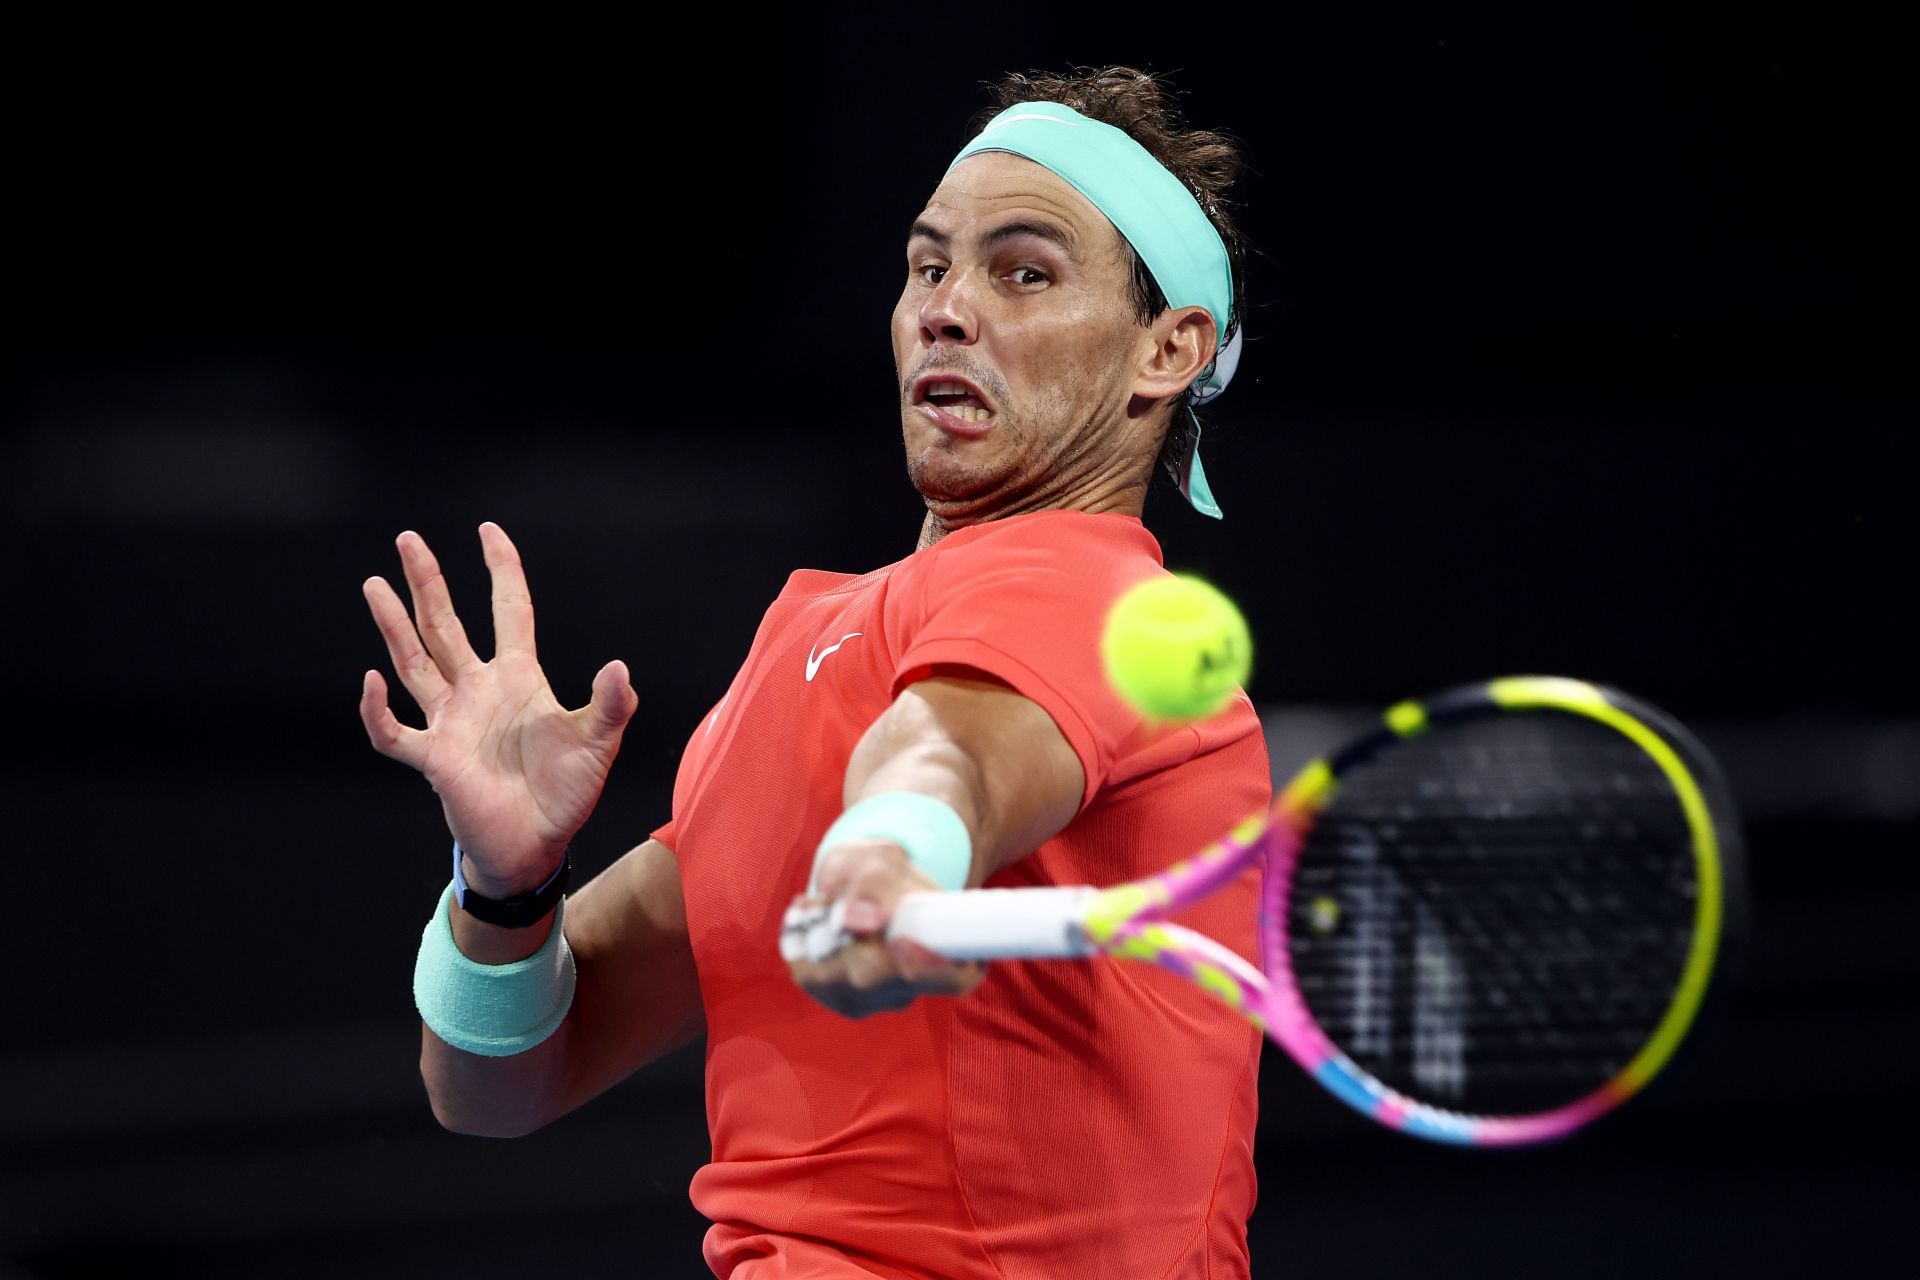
652, 509, 1269, 1279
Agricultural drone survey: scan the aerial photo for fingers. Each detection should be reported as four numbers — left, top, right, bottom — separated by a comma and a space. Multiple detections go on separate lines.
813, 839, 931, 925
788, 842, 985, 1017
479, 522, 538, 659
843, 934, 980, 993
789, 925, 984, 1017
890, 937, 966, 986
359, 669, 428, 768
802, 965, 926, 1018
396, 530, 483, 678
362, 574, 451, 711
809, 963, 928, 1018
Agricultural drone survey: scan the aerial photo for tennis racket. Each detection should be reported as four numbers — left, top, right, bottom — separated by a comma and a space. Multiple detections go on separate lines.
783, 675, 1746, 1147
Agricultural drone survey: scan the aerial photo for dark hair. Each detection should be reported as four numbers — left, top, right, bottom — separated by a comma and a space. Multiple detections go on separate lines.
971, 67, 1249, 477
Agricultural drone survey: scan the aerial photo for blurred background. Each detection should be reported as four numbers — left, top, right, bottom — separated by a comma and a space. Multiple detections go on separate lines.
4, 6, 1914, 1277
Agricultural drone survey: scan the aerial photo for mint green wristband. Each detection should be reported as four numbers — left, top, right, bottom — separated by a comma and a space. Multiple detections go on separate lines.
413, 885, 575, 1056
811, 791, 973, 893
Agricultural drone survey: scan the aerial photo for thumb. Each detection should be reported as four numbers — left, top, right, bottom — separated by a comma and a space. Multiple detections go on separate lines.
841, 843, 917, 933
583, 659, 638, 741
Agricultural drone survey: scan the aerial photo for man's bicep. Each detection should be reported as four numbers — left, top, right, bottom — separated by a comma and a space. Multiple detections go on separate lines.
555, 838, 705, 1112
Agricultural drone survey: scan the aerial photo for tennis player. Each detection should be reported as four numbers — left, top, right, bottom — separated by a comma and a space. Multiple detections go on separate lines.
362, 67, 1268, 1278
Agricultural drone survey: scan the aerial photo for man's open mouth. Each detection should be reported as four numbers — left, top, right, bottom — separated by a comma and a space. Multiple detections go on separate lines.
913, 375, 997, 425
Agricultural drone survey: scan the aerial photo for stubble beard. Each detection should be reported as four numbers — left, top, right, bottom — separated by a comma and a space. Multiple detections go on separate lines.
904, 409, 1024, 508
898, 353, 1019, 510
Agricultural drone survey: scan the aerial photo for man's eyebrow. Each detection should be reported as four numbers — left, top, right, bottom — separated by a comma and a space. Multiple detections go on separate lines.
905, 218, 1081, 260
907, 220, 950, 250
981, 219, 1079, 259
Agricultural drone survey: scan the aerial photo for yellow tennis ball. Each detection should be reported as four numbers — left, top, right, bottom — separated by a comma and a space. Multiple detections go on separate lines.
1101, 574, 1253, 722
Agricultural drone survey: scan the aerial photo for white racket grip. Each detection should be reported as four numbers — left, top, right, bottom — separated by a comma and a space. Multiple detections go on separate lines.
887, 886, 1101, 960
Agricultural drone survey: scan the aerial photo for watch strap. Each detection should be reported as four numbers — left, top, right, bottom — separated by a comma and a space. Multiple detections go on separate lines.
452, 842, 571, 929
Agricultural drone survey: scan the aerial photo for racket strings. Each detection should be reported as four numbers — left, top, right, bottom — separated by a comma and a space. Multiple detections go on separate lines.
1285, 713, 1699, 1114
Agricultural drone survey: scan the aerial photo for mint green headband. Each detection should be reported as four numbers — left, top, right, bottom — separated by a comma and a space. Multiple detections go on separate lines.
948, 101, 1239, 518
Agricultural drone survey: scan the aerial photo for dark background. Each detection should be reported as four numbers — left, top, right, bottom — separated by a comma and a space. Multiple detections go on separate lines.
4, 6, 1915, 1277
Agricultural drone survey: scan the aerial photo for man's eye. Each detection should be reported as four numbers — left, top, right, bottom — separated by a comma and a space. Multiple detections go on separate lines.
1008, 267, 1049, 287
916, 264, 948, 285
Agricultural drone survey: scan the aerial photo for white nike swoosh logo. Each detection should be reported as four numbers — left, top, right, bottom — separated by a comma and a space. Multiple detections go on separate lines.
805, 632, 863, 682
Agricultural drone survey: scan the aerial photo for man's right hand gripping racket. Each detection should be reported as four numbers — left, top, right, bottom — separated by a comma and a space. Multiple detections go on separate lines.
783, 676, 1747, 1147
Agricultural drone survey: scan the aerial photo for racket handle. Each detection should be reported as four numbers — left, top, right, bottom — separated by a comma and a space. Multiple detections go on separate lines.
888, 886, 1100, 960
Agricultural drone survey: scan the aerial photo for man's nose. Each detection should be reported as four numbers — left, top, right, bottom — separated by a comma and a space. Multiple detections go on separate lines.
918, 270, 978, 346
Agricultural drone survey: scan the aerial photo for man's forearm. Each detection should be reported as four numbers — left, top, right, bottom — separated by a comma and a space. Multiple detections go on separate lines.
417, 840, 705, 1138
420, 904, 571, 1138
843, 677, 1084, 884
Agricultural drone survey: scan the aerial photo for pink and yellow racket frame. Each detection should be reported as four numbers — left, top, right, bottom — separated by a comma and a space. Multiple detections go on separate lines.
890, 676, 1732, 1147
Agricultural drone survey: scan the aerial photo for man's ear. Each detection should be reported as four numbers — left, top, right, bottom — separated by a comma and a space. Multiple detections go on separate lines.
1133, 306, 1217, 402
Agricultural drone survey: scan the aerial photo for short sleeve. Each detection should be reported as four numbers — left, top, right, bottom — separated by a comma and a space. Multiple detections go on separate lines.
886, 513, 1177, 809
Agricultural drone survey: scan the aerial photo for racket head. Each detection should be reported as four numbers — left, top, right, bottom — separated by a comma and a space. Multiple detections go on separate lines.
1260, 676, 1746, 1147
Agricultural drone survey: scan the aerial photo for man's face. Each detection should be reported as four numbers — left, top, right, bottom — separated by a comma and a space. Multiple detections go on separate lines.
893, 152, 1154, 519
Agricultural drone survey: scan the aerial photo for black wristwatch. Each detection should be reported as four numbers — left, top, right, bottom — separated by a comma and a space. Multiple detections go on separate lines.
451, 842, 571, 929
